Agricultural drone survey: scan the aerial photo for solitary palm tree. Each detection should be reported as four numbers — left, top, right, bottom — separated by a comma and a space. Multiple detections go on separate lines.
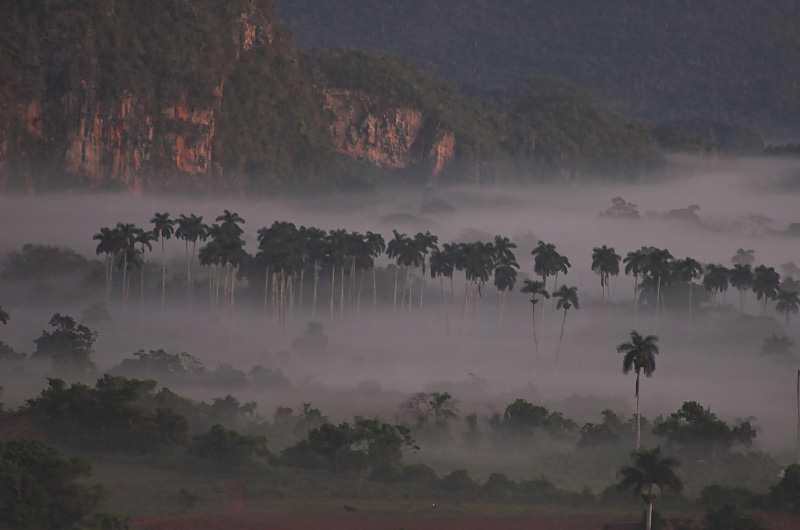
624, 248, 649, 323
617, 446, 682, 530
618, 330, 659, 449
729, 264, 754, 313
520, 279, 549, 359
591, 245, 621, 306
553, 285, 579, 366
151, 212, 175, 312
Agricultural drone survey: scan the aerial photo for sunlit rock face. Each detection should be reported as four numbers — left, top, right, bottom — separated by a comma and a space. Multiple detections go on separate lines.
324, 88, 455, 178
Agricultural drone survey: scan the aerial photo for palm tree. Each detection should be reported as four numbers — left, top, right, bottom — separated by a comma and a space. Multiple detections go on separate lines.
671, 257, 703, 320
618, 330, 660, 448
552, 285, 579, 366
93, 226, 124, 306
175, 214, 208, 304
775, 289, 800, 327
752, 265, 781, 315
531, 240, 558, 291
430, 247, 456, 335
519, 279, 549, 359
386, 230, 410, 313
617, 446, 683, 530
591, 245, 621, 306
134, 228, 157, 308
301, 226, 328, 318
458, 241, 494, 320
729, 264, 754, 313
702, 264, 730, 307
731, 248, 755, 267
644, 247, 673, 317
493, 261, 519, 328
114, 222, 139, 306
150, 212, 175, 312
414, 231, 439, 308
364, 231, 386, 311
325, 229, 349, 324
198, 237, 222, 316
624, 248, 649, 322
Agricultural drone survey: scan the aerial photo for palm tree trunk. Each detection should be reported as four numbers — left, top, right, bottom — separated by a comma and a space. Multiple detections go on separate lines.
392, 262, 399, 312
313, 261, 319, 319
264, 266, 270, 319
299, 267, 304, 309
633, 273, 639, 324
689, 283, 693, 322
339, 265, 345, 324
190, 240, 198, 304
554, 309, 567, 368
419, 269, 425, 308
532, 304, 539, 362
440, 275, 450, 336
140, 257, 145, 309
372, 265, 377, 312
646, 498, 653, 530
357, 268, 364, 320
636, 371, 641, 449
330, 264, 335, 325
160, 237, 166, 312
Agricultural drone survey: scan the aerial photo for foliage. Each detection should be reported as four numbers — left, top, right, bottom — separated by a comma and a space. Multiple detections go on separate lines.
188, 424, 269, 467
0, 341, 26, 363
496, 399, 578, 438
652, 401, 757, 458
700, 484, 756, 509
763, 463, 800, 512
21, 376, 187, 453
703, 504, 768, 530
32, 313, 97, 372
71, 512, 134, 530
0, 438, 103, 530
276, 0, 798, 137
112, 349, 204, 382
2, 244, 90, 280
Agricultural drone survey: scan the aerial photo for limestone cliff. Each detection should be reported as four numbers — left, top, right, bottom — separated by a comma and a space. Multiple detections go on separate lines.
324, 89, 455, 181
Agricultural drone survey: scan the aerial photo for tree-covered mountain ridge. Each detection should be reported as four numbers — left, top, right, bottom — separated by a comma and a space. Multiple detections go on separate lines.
0, 1, 784, 196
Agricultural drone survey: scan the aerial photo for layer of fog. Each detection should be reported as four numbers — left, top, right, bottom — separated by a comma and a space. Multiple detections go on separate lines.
0, 155, 798, 468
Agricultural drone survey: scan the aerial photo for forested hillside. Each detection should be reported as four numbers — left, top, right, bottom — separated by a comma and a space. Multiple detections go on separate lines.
275, 0, 799, 140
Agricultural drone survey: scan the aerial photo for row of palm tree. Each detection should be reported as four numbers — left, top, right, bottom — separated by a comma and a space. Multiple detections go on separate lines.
93, 215, 799, 333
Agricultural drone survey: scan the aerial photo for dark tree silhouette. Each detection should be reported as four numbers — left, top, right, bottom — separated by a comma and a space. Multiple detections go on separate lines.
617, 446, 683, 530
618, 330, 659, 448
591, 244, 621, 306
151, 212, 175, 312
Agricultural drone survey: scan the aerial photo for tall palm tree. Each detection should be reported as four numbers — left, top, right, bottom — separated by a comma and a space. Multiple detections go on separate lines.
644, 247, 673, 317
752, 265, 781, 315
553, 285, 579, 366
150, 212, 175, 312
114, 222, 139, 307
618, 330, 659, 448
729, 263, 755, 313
493, 261, 519, 328
364, 231, 386, 311
134, 228, 157, 308
591, 245, 621, 307
458, 241, 494, 320
325, 229, 349, 324
702, 264, 730, 307
414, 231, 439, 308
519, 279, 549, 359
430, 246, 456, 335
671, 257, 703, 321
731, 248, 755, 267
93, 226, 124, 306
531, 240, 558, 291
617, 446, 683, 530
175, 214, 208, 304
775, 289, 800, 327
302, 226, 328, 319
386, 230, 410, 313
624, 247, 649, 323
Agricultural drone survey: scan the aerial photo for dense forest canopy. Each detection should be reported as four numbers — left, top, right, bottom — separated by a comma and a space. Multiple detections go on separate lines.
275, 0, 799, 140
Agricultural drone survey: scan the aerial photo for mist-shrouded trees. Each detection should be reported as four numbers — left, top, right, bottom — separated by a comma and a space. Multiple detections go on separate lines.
729, 264, 754, 313
386, 229, 410, 312
703, 264, 730, 307
400, 391, 459, 435
430, 245, 457, 334
731, 248, 756, 267
652, 401, 757, 458
0, 438, 105, 530
456, 241, 495, 322
531, 240, 571, 296
134, 227, 157, 308
624, 247, 649, 322
364, 231, 386, 311
671, 257, 703, 320
775, 289, 799, 327
553, 285, 579, 365
617, 446, 683, 530
618, 330, 659, 449
519, 279, 549, 358
32, 313, 97, 372
591, 244, 621, 306
492, 236, 519, 326
175, 214, 208, 304
414, 231, 439, 308
151, 212, 175, 312
644, 247, 673, 317
752, 265, 781, 315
